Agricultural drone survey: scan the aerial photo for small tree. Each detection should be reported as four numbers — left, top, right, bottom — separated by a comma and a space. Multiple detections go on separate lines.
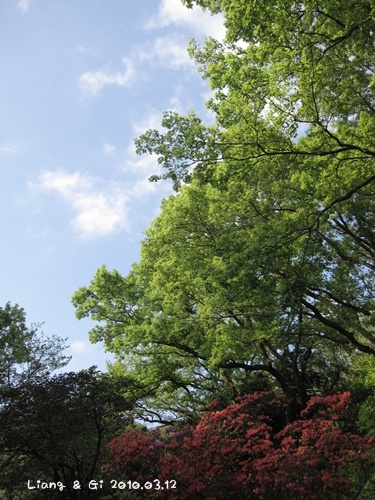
0, 302, 70, 388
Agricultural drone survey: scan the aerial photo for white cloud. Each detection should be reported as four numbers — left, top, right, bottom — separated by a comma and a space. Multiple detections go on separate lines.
154, 36, 194, 68
120, 145, 172, 201
137, 36, 194, 70
103, 143, 116, 157
70, 341, 87, 354
131, 110, 164, 137
65, 341, 114, 372
122, 144, 159, 175
79, 58, 135, 97
35, 169, 129, 238
128, 176, 163, 199
146, 0, 225, 40
16, 0, 32, 13
0, 142, 24, 155
75, 44, 96, 55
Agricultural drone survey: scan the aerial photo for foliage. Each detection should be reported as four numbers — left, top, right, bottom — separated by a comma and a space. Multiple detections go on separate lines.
0, 302, 70, 388
354, 355, 375, 435
72, 0, 375, 422
72, 166, 373, 421
0, 368, 132, 499
106, 392, 375, 499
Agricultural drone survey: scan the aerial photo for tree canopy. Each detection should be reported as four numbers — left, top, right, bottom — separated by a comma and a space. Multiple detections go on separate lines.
72, 0, 375, 422
0, 368, 132, 499
0, 302, 70, 389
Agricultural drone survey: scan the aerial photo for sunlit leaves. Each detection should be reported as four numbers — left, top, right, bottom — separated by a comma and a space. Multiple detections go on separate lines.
73, 0, 375, 422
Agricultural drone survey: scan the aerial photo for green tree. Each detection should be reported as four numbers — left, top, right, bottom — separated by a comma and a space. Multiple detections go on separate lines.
73, 0, 375, 422
135, 0, 375, 356
354, 355, 375, 435
72, 177, 370, 421
0, 302, 70, 388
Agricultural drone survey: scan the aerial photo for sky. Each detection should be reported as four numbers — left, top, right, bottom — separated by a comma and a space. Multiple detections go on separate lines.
0, 0, 225, 372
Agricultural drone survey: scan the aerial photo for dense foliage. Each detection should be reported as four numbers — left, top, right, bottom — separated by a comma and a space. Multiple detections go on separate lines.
73, 0, 375, 423
106, 392, 375, 499
0, 368, 132, 499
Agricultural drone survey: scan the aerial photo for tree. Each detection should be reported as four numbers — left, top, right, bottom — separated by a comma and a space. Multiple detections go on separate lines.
0, 302, 71, 498
142, 0, 375, 194
0, 302, 70, 389
0, 368, 133, 499
72, 174, 372, 420
72, 0, 375, 421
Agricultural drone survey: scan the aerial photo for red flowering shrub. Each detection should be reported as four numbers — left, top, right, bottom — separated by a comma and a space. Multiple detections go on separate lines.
106, 392, 375, 499
268, 393, 375, 498
172, 392, 286, 498
108, 429, 163, 481
106, 425, 192, 497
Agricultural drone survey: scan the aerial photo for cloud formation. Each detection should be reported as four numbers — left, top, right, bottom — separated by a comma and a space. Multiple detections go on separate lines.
79, 58, 135, 97
35, 169, 128, 238
146, 0, 225, 40
16, 0, 32, 13
70, 341, 87, 354
103, 143, 116, 157
0, 142, 24, 155
151, 36, 195, 69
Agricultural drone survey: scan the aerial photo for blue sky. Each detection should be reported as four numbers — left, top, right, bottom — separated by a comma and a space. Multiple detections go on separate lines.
0, 0, 224, 371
